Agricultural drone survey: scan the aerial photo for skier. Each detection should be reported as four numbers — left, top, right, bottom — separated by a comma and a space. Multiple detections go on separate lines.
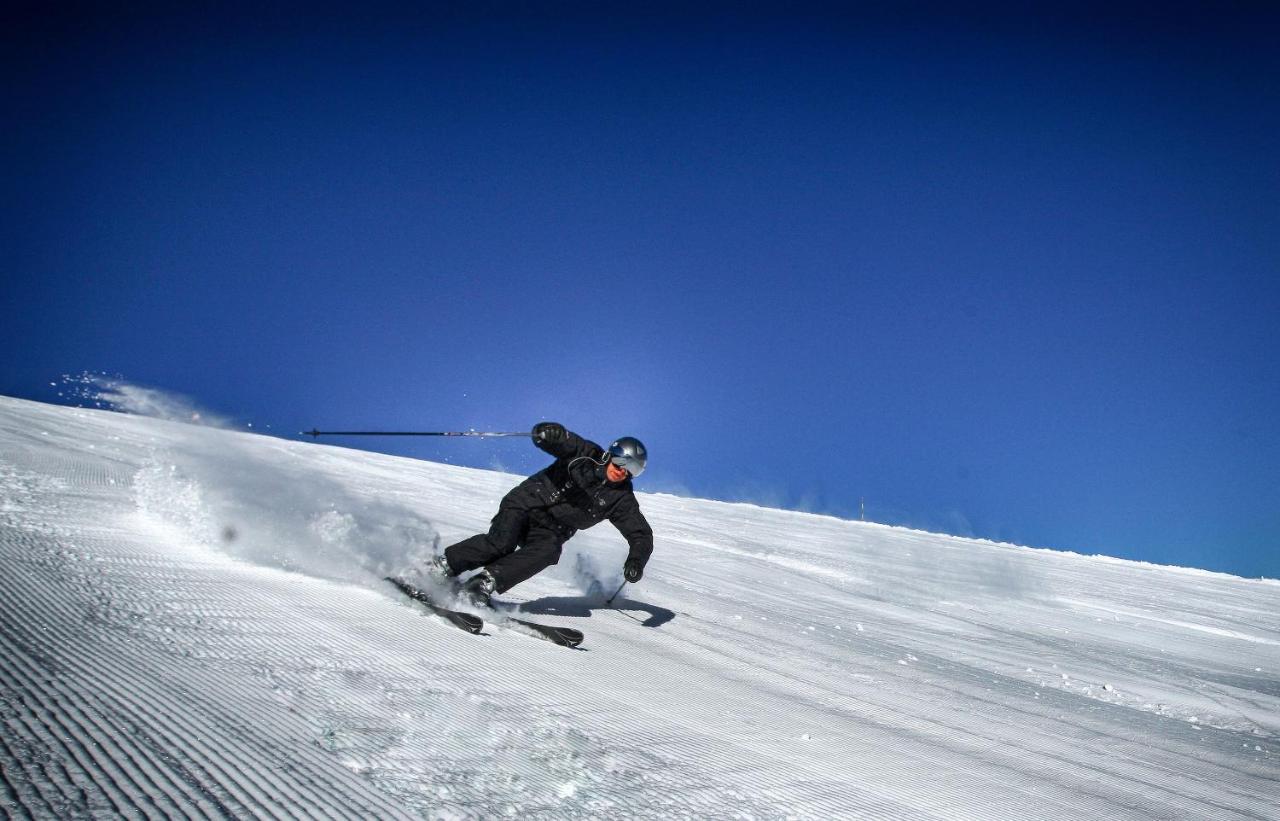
432, 422, 653, 605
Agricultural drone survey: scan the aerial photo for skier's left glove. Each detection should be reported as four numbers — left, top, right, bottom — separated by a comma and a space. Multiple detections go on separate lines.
532, 421, 566, 445
623, 558, 644, 583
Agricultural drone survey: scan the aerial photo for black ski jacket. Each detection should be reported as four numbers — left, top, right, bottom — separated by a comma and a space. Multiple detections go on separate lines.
517, 429, 654, 568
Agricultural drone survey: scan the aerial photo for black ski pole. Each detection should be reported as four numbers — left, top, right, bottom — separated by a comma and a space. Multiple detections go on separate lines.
303, 429, 528, 438
605, 580, 628, 607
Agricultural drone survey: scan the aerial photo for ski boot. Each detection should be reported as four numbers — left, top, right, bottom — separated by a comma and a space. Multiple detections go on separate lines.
461, 569, 497, 608
425, 554, 454, 585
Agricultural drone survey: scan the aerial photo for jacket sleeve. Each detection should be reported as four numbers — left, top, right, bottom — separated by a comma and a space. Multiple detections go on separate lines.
610, 493, 654, 567
534, 428, 603, 461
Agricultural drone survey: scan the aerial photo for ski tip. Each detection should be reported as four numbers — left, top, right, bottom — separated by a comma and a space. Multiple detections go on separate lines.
509, 618, 585, 648
385, 575, 413, 592
450, 613, 485, 634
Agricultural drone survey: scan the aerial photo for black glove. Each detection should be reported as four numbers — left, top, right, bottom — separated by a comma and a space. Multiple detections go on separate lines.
532, 421, 566, 445
623, 558, 644, 583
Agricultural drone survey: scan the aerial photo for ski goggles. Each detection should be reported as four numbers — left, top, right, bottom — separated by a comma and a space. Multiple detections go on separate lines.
607, 443, 645, 476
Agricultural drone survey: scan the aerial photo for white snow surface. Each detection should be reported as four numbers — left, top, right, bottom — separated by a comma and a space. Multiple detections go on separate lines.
1, 395, 1278, 819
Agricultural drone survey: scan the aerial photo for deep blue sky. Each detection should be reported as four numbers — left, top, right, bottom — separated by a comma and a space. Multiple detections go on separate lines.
4, 5, 1278, 578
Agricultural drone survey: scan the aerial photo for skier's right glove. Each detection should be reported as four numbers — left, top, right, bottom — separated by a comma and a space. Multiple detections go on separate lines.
623, 558, 644, 583
532, 421, 566, 445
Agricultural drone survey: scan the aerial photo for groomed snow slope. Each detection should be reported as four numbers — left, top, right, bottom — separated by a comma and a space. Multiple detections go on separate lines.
1, 395, 1277, 820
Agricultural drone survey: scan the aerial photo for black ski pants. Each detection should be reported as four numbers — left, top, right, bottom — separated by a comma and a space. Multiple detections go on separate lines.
443, 483, 569, 593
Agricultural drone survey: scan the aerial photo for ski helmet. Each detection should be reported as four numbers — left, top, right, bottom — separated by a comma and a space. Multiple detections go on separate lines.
607, 436, 647, 477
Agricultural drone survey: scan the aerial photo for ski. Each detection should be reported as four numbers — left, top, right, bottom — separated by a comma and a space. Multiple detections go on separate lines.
386, 576, 583, 647
386, 577, 483, 634
502, 615, 584, 648
488, 604, 584, 648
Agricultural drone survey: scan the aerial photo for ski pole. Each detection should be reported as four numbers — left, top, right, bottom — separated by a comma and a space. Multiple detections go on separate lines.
303, 429, 528, 438
605, 580, 628, 607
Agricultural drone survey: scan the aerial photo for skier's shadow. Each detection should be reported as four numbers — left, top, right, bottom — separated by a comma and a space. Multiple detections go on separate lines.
505, 595, 675, 628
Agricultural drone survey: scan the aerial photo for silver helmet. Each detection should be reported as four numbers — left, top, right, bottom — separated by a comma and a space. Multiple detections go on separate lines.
607, 436, 647, 477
